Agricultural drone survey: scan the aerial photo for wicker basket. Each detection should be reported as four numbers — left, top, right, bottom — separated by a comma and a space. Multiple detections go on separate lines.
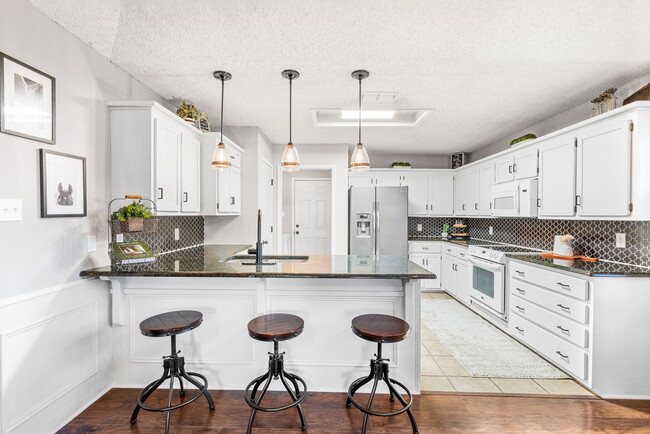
109, 217, 159, 234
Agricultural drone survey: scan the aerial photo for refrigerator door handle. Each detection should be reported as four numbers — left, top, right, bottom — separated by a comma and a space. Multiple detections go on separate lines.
375, 201, 380, 255
371, 201, 376, 256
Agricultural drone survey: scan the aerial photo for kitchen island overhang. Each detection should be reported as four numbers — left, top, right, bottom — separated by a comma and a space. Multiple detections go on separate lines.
81, 245, 435, 393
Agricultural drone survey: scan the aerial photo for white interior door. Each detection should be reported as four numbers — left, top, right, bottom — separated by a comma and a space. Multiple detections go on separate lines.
293, 179, 332, 255
260, 160, 274, 253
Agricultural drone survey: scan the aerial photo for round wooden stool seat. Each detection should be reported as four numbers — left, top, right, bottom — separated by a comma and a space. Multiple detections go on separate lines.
139, 310, 203, 337
247, 313, 304, 342
351, 314, 410, 343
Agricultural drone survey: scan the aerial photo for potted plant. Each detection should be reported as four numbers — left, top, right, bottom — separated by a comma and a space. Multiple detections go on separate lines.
390, 162, 412, 169
111, 201, 154, 232
509, 133, 537, 147
176, 101, 200, 127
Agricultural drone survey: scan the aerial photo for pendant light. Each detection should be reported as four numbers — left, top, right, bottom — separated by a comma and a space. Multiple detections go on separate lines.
211, 70, 232, 171
350, 70, 370, 172
281, 69, 300, 172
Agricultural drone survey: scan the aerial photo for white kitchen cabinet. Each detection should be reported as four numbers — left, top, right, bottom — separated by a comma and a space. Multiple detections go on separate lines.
441, 245, 469, 304
478, 163, 494, 216
109, 101, 202, 215
199, 132, 244, 216
513, 146, 538, 179
576, 118, 632, 217
348, 173, 374, 187
538, 135, 577, 217
495, 156, 515, 184
455, 260, 469, 305
401, 173, 429, 216
408, 241, 442, 290
181, 134, 201, 213
453, 170, 467, 215
442, 254, 456, 296
465, 169, 480, 216
348, 171, 401, 187
429, 173, 454, 216
374, 172, 402, 186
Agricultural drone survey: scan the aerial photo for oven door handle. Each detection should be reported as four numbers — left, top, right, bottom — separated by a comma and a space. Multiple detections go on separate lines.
468, 257, 504, 272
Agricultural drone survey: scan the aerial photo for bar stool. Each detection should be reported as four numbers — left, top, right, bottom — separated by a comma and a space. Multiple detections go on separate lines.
130, 310, 215, 433
244, 313, 308, 433
346, 314, 418, 434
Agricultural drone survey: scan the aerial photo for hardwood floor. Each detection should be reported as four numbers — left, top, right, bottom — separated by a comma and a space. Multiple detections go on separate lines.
58, 388, 650, 433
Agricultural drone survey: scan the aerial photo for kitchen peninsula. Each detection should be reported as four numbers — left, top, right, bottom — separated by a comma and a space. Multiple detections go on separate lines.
80, 244, 435, 393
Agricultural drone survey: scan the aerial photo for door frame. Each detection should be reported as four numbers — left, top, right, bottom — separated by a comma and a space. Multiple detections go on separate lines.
291, 177, 332, 254
275, 164, 337, 255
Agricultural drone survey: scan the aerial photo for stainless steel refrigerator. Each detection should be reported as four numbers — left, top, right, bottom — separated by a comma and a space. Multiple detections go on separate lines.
348, 186, 408, 256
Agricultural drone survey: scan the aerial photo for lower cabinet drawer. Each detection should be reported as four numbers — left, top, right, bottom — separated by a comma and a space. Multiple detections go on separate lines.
510, 314, 588, 380
409, 241, 442, 253
510, 261, 589, 301
510, 295, 589, 348
509, 277, 589, 324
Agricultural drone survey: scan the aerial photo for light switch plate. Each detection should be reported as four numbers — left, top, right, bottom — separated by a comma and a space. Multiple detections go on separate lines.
116, 233, 124, 242
0, 199, 22, 221
87, 235, 97, 253
417, 223, 422, 232
615, 233, 626, 248
174, 228, 180, 241
489, 226, 494, 235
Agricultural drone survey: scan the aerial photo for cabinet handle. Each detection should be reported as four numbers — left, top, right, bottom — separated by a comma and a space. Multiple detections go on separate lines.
537, 198, 541, 208
515, 305, 525, 313
426, 204, 428, 210
514, 326, 524, 333
295, 231, 300, 235
183, 192, 188, 203
422, 247, 429, 250
426, 259, 429, 266
158, 188, 164, 200
556, 325, 570, 334
556, 282, 571, 290
515, 270, 525, 277
513, 163, 517, 173
508, 165, 513, 174
462, 204, 465, 211
575, 195, 581, 206
230, 155, 235, 159
230, 196, 235, 205
556, 351, 569, 361
474, 203, 478, 210
515, 288, 526, 295
556, 304, 571, 312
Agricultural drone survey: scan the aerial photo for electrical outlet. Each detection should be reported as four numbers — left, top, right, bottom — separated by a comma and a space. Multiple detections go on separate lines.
87, 235, 97, 253
489, 226, 494, 235
174, 260, 180, 272
417, 223, 422, 232
0, 199, 22, 221
116, 233, 124, 242
615, 233, 626, 248
174, 228, 180, 241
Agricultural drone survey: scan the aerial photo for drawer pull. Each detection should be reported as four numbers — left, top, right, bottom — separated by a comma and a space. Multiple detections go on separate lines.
556, 304, 571, 312
557, 282, 571, 289
515, 305, 525, 313
515, 288, 526, 295
514, 326, 524, 334
556, 325, 570, 334
515, 270, 525, 277
556, 350, 569, 361
422, 247, 429, 250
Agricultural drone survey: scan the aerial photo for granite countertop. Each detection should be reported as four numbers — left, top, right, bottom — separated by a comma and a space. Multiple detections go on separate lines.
509, 255, 650, 277
408, 237, 505, 247
80, 244, 436, 279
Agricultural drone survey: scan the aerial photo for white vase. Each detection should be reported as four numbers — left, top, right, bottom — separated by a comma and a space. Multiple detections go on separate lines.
553, 235, 574, 257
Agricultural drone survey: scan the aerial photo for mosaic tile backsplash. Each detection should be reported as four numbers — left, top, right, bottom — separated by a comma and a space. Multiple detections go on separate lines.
409, 217, 650, 267
110, 216, 204, 265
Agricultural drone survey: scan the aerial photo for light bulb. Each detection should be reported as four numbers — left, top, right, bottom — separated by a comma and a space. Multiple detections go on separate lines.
281, 143, 300, 172
350, 144, 370, 172
211, 142, 231, 171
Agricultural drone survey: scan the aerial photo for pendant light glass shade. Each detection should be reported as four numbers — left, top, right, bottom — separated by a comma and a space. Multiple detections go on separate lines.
281, 70, 300, 172
350, 70, 370, 171
212, 70, 232, 171
350, 144, 370, 172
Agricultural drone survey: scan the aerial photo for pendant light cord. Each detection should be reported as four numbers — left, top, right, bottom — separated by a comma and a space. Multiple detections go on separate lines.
358, 76, 362, 145
289, 75, 293, 144
220, 77, 225, 144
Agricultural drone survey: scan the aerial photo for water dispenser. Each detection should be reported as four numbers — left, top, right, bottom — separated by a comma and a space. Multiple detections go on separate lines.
356, 213, 371, 237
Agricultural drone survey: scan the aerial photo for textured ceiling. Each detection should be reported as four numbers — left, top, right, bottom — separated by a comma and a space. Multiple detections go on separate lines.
28, 0, 650, 154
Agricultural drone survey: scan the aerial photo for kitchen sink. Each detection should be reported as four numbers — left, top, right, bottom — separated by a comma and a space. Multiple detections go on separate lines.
221, 255, 309, 263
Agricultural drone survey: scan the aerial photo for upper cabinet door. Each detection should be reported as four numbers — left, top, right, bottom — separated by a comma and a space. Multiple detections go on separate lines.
465, 169, 480, 215
539, 135, 576, 217
479, 163, 495, 216
453, 171, 467, 215
577, 118, 632, 217
374, 172, 402, 186
217, 166, 233, 213
154, 119, 181, 212
402, 173, 428, 216
229, 166, 242, 214
429, 174, 454, 216
181, 134, 201, 213
514, 147, 538, 180
349, 173, 374, 187
495, 156, 515, 184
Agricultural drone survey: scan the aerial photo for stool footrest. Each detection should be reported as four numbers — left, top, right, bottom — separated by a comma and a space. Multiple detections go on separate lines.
347, 377, 413, 417
244, 371, 308, 412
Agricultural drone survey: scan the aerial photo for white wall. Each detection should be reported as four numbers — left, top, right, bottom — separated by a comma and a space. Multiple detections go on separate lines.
0, 1, 167, 432
365, 152, 450, 169
469, 73, 650, 162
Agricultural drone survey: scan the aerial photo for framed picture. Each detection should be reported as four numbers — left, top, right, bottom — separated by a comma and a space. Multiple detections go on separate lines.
39, 149, 86, 217
450, 152, 465, 169
0, 52, 55, 144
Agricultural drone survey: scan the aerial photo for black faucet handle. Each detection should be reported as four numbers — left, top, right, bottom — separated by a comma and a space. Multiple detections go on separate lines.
262, 240, 268, 245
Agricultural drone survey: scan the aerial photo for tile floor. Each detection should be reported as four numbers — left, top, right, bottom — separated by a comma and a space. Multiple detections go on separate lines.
420, 292, 594, 396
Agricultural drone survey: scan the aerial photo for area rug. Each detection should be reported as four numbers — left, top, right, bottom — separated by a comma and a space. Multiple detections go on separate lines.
421, 298, 568, 378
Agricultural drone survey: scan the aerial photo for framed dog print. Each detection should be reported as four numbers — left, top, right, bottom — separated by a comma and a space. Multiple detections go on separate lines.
39, 149, 86, 218
1, 52, 55, 144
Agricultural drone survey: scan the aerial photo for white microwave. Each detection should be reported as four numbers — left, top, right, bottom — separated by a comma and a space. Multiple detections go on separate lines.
490, 179, 538, 217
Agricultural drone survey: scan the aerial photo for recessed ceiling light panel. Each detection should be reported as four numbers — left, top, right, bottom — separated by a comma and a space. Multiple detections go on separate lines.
340, 110, 396, 120
312, 109, 432, 127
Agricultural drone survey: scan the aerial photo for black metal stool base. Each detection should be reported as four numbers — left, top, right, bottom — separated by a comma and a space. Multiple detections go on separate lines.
130, 335, 215, 434
346, 342, 418, 434
244, 340, 308, 433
